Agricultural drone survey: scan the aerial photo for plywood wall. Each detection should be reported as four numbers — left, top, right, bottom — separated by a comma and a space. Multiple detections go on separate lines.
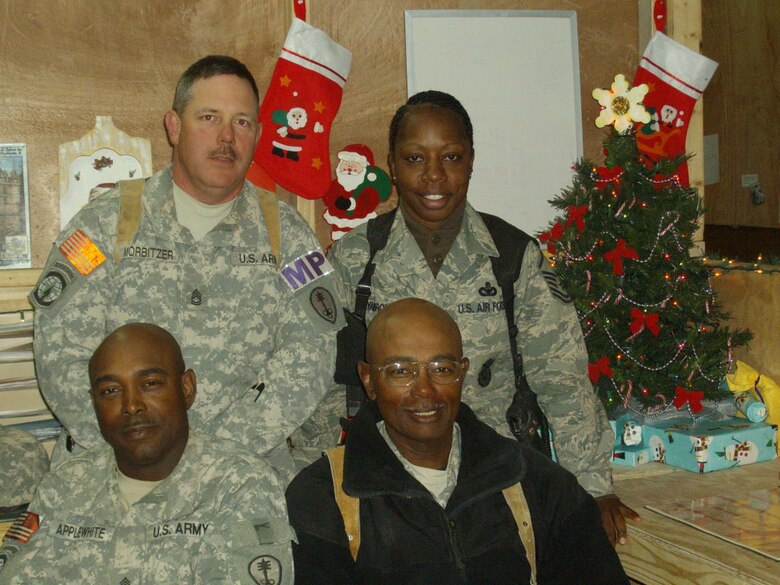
0, 0, 639, 263
702, 0, 780, 229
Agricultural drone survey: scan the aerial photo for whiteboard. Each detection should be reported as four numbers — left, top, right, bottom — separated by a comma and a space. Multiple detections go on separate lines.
406, 10, 582, 236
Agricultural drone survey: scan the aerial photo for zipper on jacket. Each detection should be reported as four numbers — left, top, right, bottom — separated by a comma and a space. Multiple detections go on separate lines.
444, 517, 467, 581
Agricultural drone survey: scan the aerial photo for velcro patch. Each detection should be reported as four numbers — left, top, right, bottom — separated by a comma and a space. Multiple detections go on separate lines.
4, 511, 40, 544
249, 555, 283, 585
279, 250, 333, 291
59, 229, 105, 276
541, 269, 572, 304
51, 522, 113, 542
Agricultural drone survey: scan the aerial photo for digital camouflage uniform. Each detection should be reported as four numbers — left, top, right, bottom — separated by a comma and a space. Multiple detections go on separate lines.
31, 166, 343, 475
0, 433, 294, 584
0, 426, 49, 508
293, 204, 614, 496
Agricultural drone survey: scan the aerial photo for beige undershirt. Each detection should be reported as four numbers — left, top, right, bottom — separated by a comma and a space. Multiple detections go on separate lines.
402, 200, 466, 277
116, 467, 162, 512
173, 182, 235, 241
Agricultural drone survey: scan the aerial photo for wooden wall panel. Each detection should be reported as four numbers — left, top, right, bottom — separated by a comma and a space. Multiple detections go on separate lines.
702, 0, 780, 229
0, 0, 289, 265
0, 0, 638, 262
711, 269, 780, 383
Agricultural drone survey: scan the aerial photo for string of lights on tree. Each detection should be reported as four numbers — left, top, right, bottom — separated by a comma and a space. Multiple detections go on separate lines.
539, 75, 751, 418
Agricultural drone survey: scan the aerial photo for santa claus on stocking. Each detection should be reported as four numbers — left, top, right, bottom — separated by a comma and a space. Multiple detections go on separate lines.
323, 143, 391, 242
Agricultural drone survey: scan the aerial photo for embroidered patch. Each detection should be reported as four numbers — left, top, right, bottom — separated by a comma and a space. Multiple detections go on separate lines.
249, 555, 282, 585
58, 229, 105, 276
541, 269, 572, 304
33, 269, 67, 307
478, 281, 497, 297
51, 522, 113, 542
4, 511, 40, 544
279, 250, 333, 292
310, 286, 337, 324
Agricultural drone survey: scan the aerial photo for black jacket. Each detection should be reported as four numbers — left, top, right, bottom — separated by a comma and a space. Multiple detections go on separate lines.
286, 402, 628, 585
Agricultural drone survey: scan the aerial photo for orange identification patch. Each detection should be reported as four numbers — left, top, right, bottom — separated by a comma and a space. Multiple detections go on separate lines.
5, 512, 40, 544
59, 229, 106, 276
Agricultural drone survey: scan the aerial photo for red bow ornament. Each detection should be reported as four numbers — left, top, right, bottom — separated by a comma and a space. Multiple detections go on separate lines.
539, 222, 564, 254
604, 239, 639, 275
566, 205, 587, 233
588, 357, 614, 384
629, 308, 660, 336
673, 386, 704, 413
595, 165, 623, 190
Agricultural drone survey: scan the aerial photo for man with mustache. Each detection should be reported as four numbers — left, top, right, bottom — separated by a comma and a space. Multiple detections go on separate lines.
30, 56, 343, 478
286, 298, 628, 584
0, 323, 293, 584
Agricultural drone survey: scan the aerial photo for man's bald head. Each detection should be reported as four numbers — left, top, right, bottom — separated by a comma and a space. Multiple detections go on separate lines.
366, 298, 462, 363
89, 323, 185, 382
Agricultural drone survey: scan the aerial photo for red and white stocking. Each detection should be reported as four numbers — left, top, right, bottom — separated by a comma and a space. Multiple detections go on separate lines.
254, 18, 352, 199
633, 32, 717, 186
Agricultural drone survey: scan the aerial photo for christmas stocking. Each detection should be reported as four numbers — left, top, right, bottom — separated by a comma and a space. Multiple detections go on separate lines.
254, 18, 352, 200
633, 32, 717, 186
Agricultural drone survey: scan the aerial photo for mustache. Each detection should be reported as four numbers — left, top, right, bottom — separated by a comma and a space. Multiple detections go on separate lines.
210, 146, 236, 159
119, 419, 156, 433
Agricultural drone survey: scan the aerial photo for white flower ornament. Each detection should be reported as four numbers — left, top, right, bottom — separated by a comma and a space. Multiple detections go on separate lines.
593, 74, 651, 133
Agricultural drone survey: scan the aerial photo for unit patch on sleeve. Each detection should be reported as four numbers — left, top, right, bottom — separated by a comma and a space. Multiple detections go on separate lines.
249, 555, 282, 585
31, 260, 82, 311
541, 269, 572, 304
58, 229, 106, 276
278, 250, 345, 332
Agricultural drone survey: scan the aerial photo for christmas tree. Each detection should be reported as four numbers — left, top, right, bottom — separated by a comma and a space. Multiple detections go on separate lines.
540, 75, 751, 418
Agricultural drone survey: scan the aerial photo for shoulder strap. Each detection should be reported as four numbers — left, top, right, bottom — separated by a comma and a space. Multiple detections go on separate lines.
325, 446, 361, 561
255, 187, 281, 270
479, 212, 551, 457
115, 179, 146, 263
353, 208, 397, 319
502, 483, 537, 585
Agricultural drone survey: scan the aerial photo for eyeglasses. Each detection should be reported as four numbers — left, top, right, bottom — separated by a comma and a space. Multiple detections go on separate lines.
370, 359, 466, 387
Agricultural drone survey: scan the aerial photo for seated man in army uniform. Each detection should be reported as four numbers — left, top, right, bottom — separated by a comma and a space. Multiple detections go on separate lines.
0, 323, 293, 584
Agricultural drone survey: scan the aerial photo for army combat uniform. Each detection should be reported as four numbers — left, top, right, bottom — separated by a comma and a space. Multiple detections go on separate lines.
0, 433, 294, 584
294, 204, 614, 496
0, 426, 49, 509
31, 166, 343, 473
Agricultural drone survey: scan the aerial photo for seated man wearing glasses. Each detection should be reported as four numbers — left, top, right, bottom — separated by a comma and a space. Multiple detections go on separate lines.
285, 298, 628, 585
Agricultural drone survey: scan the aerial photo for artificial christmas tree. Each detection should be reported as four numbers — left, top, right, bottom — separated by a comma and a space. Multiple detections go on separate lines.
540, 75, 750, 419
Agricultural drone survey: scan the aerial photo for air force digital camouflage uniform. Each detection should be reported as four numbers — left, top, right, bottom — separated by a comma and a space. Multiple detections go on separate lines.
295, 204, 614, 496
31, 166, 343, 472
0, 433, 293, 584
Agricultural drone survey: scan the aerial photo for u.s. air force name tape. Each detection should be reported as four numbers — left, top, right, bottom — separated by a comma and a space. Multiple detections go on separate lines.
279, 250, 345, 332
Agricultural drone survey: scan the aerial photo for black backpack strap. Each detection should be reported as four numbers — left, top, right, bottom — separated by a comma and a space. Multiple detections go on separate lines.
339, 208, 398, 428
480, 212, 552, 458
353, 208, 397, 319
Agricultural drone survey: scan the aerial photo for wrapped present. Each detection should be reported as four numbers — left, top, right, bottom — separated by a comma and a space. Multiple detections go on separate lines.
611, 444, 657, 466
725, 361, 780, 426
643, 416, 777, 473
608, 416, 660, 467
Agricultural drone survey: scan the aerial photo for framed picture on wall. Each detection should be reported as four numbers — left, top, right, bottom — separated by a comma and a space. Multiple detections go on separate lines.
0, 143, 31, 269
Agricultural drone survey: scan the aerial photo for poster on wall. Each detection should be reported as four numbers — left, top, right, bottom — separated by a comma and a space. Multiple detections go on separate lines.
0, 143, 32, 269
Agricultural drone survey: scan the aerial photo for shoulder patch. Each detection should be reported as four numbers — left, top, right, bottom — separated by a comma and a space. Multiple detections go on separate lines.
279, 250, 332, 291
4, 511, 40, 544
58, 229, 105, 276
541, 269, 572, 304
249, 555, 283, 584
31, 260, 81, 308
